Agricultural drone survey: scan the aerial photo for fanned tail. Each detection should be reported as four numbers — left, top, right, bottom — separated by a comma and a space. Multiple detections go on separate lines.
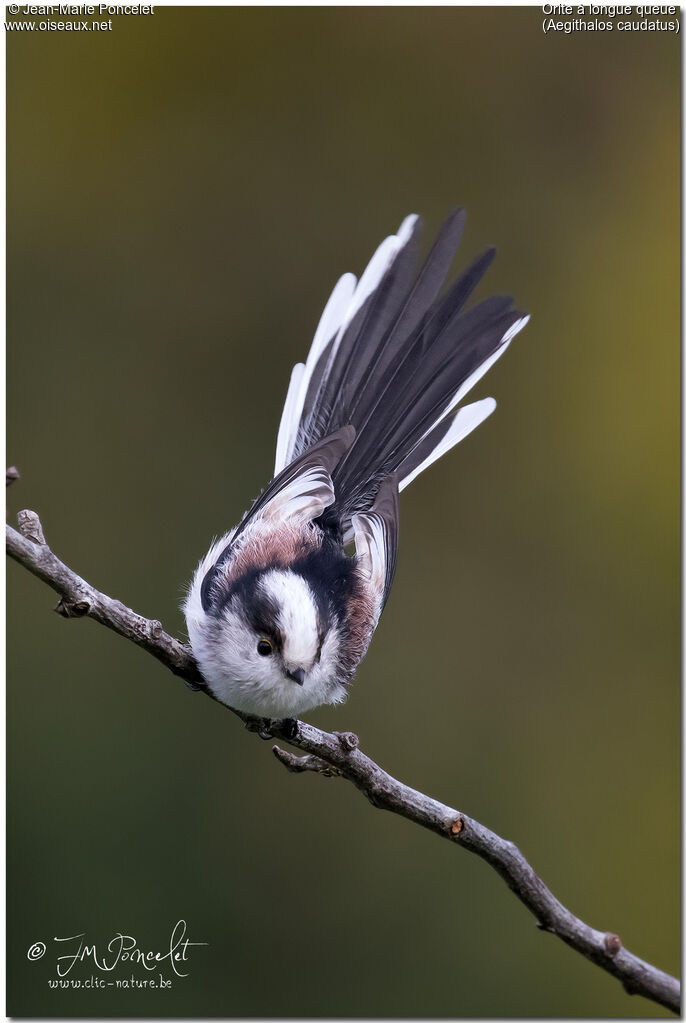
274, 209, 528, 536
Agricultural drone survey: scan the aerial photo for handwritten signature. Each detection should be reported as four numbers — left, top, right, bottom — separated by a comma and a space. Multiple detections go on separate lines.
52, 919, 207, 978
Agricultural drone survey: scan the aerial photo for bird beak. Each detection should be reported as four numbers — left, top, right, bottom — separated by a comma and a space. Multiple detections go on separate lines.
287, 667, 305, 686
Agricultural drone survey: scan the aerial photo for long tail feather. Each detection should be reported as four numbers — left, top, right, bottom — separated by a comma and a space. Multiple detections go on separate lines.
274, 210, 528, 529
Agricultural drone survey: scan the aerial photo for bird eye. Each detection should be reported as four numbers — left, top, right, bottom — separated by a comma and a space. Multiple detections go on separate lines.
257, 639, 273, 656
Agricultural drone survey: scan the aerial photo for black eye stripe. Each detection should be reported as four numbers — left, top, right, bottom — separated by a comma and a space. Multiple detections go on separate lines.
249, 599, 280, 636
231, 578, 284, 651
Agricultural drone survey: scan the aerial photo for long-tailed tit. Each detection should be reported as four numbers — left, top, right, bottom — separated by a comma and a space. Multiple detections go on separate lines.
184, 210, 528, 718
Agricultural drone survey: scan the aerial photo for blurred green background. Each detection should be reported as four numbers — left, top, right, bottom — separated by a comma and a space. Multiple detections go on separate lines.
7, 6, 679, 1018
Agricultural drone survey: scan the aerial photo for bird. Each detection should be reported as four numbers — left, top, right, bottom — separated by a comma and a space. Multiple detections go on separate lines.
183, 209, 528, 720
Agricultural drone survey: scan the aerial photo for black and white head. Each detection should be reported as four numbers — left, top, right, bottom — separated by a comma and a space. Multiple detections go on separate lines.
229, 563, 340, 708
183, 469, 365, 718
186, 559, 347, 717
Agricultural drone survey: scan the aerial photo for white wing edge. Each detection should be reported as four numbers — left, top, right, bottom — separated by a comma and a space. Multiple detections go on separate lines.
351, 510, 387, 605
261, 464, 336, 526
182, 528, 236, 626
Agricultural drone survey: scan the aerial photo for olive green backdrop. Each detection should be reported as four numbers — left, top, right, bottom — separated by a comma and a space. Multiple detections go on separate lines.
7, 6, 679, 1018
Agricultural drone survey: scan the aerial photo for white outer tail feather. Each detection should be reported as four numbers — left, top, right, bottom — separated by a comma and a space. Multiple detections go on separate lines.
441, 315, 529, 422
274, 362, 305, 476
274, 216, 418, 476
398, 397, 497, 492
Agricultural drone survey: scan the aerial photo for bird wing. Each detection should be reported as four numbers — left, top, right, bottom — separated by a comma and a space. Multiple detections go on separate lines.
199, 427, 355, 611
245, 425, 355, 528
351, 473, 399, 613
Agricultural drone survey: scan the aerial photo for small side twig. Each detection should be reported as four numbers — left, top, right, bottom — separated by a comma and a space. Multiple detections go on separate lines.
272, 745, 340, 776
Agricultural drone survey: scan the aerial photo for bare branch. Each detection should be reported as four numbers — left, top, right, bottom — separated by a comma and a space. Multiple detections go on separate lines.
6, 514, 203, 687
5, 511, 680, 1014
